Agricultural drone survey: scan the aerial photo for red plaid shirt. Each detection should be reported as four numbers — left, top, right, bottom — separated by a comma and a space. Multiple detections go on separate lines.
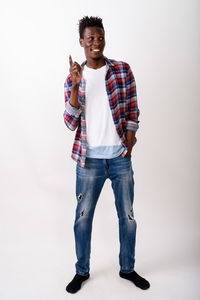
63, 56, 140, 167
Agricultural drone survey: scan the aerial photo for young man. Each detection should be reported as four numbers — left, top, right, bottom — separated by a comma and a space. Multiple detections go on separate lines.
63, 16, 150, 293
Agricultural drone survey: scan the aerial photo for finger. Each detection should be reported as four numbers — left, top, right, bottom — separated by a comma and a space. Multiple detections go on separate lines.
73, 61, 82, 68
72, 64, 81, 71
72, 64, 82, 72
72, 66, 78, 72
73, 69, 81, 76
69, 55, 73, 67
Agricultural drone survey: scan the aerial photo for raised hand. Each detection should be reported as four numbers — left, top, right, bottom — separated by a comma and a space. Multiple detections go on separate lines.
69, 55, 83, 86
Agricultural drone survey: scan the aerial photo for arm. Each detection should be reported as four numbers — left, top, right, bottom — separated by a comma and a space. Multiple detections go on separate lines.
63, 76, 81, 131
125, 130, 136, 157
63, 55, 82, 131
125, 65, 140, 156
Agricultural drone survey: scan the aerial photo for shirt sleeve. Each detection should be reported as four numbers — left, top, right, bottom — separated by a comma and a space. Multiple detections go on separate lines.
125, 65, 140, 132
63, 75, 81, 131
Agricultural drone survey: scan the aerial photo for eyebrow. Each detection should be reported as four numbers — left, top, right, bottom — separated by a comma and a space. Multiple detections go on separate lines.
86, 35, 104, 37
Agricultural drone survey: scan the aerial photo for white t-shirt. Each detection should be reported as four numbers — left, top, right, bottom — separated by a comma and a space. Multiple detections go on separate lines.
82, 64, 124, 158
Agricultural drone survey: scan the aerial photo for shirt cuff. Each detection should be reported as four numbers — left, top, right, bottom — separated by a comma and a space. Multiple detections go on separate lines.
126, 120, 139, 132
65, 101, 81, 117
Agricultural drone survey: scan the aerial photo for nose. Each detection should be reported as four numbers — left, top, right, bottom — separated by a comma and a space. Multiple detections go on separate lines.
93, 38, 101, 46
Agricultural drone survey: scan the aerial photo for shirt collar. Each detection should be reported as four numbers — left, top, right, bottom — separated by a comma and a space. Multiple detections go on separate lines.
81, 56, 114, 69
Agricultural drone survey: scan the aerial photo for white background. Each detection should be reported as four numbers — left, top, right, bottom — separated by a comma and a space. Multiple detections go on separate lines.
0, 0, 199, 299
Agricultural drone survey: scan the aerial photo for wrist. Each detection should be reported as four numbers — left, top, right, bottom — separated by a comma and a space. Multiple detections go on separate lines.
125, 152, 132, 157
69, 100, 79, 109
72, 83, 79, 89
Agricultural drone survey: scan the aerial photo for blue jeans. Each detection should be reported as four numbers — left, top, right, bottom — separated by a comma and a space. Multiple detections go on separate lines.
74, 154, 137, 276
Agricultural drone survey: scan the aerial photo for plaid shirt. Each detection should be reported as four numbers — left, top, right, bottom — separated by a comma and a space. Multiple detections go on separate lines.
63, 56, 140, 168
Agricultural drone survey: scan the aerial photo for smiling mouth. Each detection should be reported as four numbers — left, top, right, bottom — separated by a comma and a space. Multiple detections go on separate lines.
91, 49, 101, 52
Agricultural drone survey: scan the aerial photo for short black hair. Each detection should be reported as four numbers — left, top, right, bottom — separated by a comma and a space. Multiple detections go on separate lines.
78, 16, 104, 39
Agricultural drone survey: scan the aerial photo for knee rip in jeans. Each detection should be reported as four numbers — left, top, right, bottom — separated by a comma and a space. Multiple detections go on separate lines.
77, 193, 83, 202
80, 209, 84, 217
128, 208, 134, 221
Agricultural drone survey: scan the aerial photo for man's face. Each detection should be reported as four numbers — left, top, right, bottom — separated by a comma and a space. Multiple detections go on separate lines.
79, 26, 105, 61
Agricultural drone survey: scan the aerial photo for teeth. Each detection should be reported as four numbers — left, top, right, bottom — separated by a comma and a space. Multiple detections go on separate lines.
93, 49, 100, 52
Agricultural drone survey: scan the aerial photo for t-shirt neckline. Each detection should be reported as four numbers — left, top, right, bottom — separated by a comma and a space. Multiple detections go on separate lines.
85, 64, 106, 71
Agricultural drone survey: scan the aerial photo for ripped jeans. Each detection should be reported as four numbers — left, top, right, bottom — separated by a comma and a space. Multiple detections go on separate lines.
73, 154, 137, 276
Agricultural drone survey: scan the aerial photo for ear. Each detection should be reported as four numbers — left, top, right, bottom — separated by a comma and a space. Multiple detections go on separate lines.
79, 38, 84, 47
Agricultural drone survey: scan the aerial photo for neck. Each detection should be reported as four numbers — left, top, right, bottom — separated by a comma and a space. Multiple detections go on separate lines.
86, 56, 106, 69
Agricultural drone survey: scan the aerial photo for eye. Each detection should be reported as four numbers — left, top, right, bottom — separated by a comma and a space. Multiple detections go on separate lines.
88, 37, 93, 41
99, 37, 104, 41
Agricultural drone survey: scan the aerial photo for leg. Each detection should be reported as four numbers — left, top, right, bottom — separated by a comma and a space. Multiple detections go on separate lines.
108, 155, 137, 273
108, 155, 150, 290
74, 158, 107, 276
